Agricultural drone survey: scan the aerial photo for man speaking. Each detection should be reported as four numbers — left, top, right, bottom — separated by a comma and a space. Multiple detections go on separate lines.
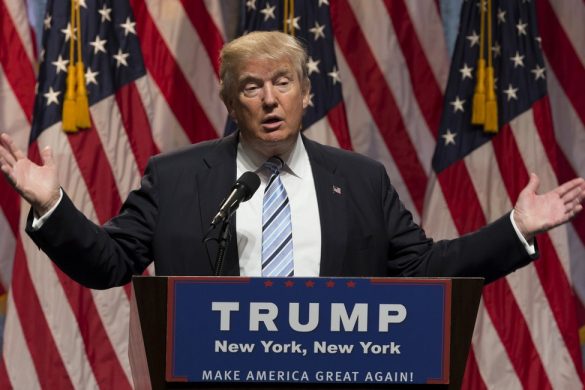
0, 31, 584, 289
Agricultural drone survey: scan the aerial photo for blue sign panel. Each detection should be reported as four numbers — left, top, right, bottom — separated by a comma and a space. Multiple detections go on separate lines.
166, 277, 451, 385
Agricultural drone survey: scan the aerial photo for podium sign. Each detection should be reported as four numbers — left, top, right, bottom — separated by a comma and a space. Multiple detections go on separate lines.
166, 277, 451, 385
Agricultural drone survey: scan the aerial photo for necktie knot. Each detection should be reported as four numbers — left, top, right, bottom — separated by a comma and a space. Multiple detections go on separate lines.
263, 156, 284, 175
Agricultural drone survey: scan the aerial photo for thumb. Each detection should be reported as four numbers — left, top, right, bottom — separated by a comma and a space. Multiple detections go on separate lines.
524, 172, 540, 194
40, 146, 55, 167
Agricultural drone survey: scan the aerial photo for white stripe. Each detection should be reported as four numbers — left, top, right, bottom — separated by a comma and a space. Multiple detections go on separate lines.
139, 72, 191, 153
546, 65, 585, 178
464, 133, 581, 389
403, 0, 449, 92
0, 211, 15, 289
547, 0, 585, 67
347, 0, 436, 174
2, 292, 41, 389
203, 0, 228, 42
303, 116, 340, 149
567, 223, 585, 306
25, 126, 99, 389
0, 66, 31, 151
335, 41, 421, 222
3, 0, 36, 65
144, 0, 227, 136
421, 173, 459, 240
472, 300, 523, 390
90, 95, 142, 200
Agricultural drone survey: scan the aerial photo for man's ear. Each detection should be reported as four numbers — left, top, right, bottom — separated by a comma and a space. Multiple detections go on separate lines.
302, 84, 311, 109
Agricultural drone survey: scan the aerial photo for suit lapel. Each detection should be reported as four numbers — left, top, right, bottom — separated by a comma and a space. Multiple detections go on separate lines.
197, 133, 240, 275
303, 136, 348, 276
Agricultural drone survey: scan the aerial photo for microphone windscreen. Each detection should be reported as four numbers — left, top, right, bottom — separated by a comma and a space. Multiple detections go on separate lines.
238, 171, 261, 201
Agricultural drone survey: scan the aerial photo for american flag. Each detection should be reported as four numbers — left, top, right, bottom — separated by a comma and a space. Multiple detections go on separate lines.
0, 0, 584, 389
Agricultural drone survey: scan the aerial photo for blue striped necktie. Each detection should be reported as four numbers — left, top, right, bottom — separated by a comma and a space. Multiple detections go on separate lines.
261, 157, 294, 277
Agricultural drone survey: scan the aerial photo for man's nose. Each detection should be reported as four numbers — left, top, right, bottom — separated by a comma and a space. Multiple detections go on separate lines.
262, 84, 277, 107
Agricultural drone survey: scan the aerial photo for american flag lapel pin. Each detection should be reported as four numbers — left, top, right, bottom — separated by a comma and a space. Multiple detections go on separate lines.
332, 185, 342, 195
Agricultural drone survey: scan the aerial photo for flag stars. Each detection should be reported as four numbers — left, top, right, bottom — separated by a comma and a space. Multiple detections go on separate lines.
61, 22, 76, 42
492, 42, 501, 58
120, 17, 136, 36
260, 3, 276, 21
98, 4, 112, 23
531, 64, 546, 80
246, 0, 256, 11
460, 63, 473, 80
113, 49, 130, 67
466, 30, 480, 47
307, 56, 320, 75
287, 16, 301, 32
510, 51, 525, 68
450, 96, 465, 113
44, 87, 61, 106
89, 36, 107, 54
328, 66, 341, 85
52, 55, 69, 74
516, 19, 528, 36
43, 14, 52, 30
497, 8, 506, 24
85, 67, 99, 85
309, 21, 326, 41
307, 93, 314, 107
503, 84, 519, 101
76, 0, 87, 8
442, 129, 457, 146
318, 0, 329, 6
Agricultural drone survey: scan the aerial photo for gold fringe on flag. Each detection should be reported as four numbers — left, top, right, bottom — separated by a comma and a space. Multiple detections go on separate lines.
484, 0, 498, 133
62, 0, 77, 132
471, 0, 486, 125
283, 0, 295, 36
74, 1, 91, 128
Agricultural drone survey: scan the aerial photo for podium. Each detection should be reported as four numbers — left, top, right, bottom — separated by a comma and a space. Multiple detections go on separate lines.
129, 276, 483, 389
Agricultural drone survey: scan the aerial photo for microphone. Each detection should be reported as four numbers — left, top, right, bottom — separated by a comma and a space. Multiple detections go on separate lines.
211, 171, 260, 227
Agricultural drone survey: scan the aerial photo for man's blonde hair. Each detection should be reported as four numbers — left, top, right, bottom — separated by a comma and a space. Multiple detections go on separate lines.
219, 31, 310, 108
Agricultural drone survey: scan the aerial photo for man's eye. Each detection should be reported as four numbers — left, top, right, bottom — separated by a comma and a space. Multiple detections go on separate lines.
243, 85, 260, 96
276, 79, 291, 90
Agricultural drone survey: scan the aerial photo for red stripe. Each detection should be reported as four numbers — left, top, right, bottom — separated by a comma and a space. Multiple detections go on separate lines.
9, 239, 74, 390
115, 81, 160, 174
0, 180, 19, 237
383, 0, 443, 138
437, 159, 554, 389
179, 0, 223, 77
331, 0, 428, 214
66, 128, 122, 222
0, 0, 35, 121
492, 121, 584, 378
462, 348, 488, 390
130, 0, 218, 144
326, 101, 353, 151
537, 0, 585, 127
0, 357, 10, 389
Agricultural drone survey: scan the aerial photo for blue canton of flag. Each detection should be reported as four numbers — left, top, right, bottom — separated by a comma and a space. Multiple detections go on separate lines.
238, 0, 351, 149
31, 0, 146, 142
432, 0, 547, 173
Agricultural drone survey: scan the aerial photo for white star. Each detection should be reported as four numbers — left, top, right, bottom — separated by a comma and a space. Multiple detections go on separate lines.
76, 0, 87, 8
318, 0, 329, 6
307, 56, 320, 75
260, 4, 275, 21
466, 30, 480, 47
98, 4, 112, 22
89, 36, 107, 54
497, 8, 506, 24
516, 19, 528, 36
442, 129, 457, 146
61, 22, 76, 42
476, 0, 487, 12
328, 66, 341, 85
492, 42, 501, 58
44, 87, 61, 106
510, 51, 525, 68
85, 67, 99, 85
503, 84, 519, 101
43, 14, 52, 30
246, 0, 256, 11
307, 93, 314, 107
52, 55, 69, 74
39, 49, 45, 63
450, 96, 465, 113
309, 22, 326, 41
531, 64, 546, 80
120, 17, 136, 36
459, 63, 473, 80
535, 36, 542, 47
287, 16, 301, 32
113, 49, 130, 67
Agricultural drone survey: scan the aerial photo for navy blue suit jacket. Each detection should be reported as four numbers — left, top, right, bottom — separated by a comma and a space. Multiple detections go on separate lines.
27, 133, 535, 289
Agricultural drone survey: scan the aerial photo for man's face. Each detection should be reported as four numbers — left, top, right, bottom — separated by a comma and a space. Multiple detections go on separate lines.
229, 57, 309, 158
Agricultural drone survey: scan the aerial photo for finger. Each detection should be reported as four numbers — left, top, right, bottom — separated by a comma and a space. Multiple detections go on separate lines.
523, 172, 540, 193
40, 146, 55, 168
0, 141, 17, 167
0, 156, 15, 185
555, 177, 585, 198
0, 133, 26, 161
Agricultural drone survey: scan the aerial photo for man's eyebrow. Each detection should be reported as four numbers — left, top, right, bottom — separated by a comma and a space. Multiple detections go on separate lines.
238, 68, 294, 83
